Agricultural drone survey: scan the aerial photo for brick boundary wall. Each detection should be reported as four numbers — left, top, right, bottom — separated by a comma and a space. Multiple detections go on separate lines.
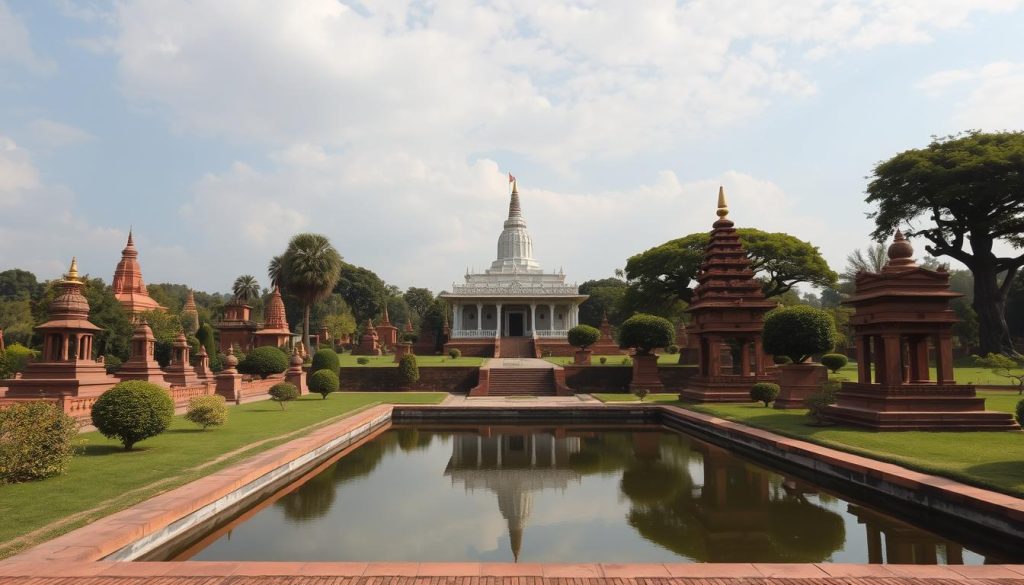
338, 366, 478, 392
563, 366, 698, 393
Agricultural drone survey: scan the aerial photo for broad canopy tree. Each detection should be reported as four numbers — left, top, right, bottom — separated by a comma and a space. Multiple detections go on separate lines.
270, 234, 343, 352
867, 131, 1024, 356
623, 229, 837, 318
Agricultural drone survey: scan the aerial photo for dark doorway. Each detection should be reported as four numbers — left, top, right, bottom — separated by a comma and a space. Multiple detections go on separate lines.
508, 313, 525, 336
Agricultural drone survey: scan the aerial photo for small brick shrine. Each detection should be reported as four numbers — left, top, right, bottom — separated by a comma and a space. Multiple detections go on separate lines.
679, 188, 778, 403
825, 230, 1018, 430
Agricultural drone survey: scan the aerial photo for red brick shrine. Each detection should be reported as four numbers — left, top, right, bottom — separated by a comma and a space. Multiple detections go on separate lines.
679, 188, 778, 403
825, 230, 1018, 430
112, 230, 165, 315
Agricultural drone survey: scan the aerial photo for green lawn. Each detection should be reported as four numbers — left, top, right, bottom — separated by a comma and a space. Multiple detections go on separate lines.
0, 392, 446, 560
834, 362, 1017, 386
336, 354, 485, 368
592, 393, 681, 403
544, 354, 690, 366
682, 390, 1024, 498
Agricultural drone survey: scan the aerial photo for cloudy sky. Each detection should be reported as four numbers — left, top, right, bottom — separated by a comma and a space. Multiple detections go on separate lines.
1, 0, 1022, 294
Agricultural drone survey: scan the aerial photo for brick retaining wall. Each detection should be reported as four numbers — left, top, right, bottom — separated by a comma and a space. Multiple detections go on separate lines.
564, 365, 698, 393
339, 366, 478, 392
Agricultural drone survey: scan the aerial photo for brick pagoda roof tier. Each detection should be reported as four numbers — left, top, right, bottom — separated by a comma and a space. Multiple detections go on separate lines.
261, 285, 289, 333
112, 230, 164, 314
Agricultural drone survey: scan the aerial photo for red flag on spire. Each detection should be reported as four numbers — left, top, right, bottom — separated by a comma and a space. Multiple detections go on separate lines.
508, 173, 516, 183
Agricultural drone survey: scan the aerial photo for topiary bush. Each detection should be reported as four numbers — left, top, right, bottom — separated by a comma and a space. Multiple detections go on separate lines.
666, 344, 680, 355
92, 381, 175, 451
0, 401, 79, 483
618, 314, 675, 355
599, 356, 608, 365
633, 388, 650, 401
762, 305, 837, 364
239, 346, 289, 379
269, 382, 299, 409
357, 356, 370, 365
448, 348, 461, 359
185, 395, 228, 430
103, 354, 123, 374
398, 354, 420, 385
750, 382, 780, 407
1, 343, 37, 378
820, 353, 849, 374
567, 324, 601, 350
310, 348, 340, 376
805, 380, 840, 425
308, 369, 339, 399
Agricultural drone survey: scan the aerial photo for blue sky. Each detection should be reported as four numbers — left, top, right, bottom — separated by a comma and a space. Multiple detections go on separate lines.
2, 0, 1023, 294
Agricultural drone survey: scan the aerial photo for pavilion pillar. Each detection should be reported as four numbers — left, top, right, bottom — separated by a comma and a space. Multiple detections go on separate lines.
936, 333, 955, 384
496, 304, 503, 336
739, 340, 751, 375
548, 303, 555, 332
61, 334, 69, 361
452, 303, 460, 331
707, 337, 721, 376
753, 339, 765, 375
881, 334, 902, 386
530, 303, 537, 333
856, 335, 870, 384
910, 336, 930, 382
476, 303, 483, 335
872, 335, 886, 384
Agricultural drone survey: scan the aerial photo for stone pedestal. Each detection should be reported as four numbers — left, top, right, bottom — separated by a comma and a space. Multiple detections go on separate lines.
285, 350, 306, 395
630, 354, 664, 393
774, 363, 826, 409
215, 350, 242, 404
393, 342, 413, 363
573, 349, 592, 366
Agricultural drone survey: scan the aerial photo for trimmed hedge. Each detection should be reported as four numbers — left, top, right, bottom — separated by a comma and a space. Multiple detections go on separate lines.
308, 369, 339, 399
820, 353, 849, 373
0, 401, 79, 483
398, 354, 420, 385
269, 382, 299, 409
184, 395, 228, 430
448, 348, 461, 359
567, 325, 601, 350
310, 348, 340, 376
763, 305, 836, 364
750, 382, 780, 407
618, 313, 675, 355
239, 346, 289, 379
91, 381, 175, 451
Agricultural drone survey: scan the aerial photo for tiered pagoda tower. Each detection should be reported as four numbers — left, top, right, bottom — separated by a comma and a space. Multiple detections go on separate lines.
118, 319, 166, 382
112, 230, 164, 315
217, 298, 258, 353
375, 305, 398, 348
254, 285, 291, 349
679, 188, 778, 402
182, 290, 199, 335
5, 259, 114, 397
825, 231, 1018, 430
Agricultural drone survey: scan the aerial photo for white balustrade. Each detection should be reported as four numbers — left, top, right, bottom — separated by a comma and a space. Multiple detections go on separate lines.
451, 329, 497, 339
536, 330, 569, 338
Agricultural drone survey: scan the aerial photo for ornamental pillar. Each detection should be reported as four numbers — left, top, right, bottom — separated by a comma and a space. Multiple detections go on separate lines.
936, 333, 955, 384
476, 303, 483, 333
856, 335, 870, 384
530, 303, 537, 333
496, 304, 503, 336
548, 303, 555, 332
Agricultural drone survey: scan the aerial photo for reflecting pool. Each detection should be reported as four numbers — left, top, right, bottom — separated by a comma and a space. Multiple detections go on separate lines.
168, 426, 1006, 563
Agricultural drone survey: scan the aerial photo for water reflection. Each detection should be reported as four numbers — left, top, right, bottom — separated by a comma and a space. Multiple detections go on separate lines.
172, 426, 1003, 563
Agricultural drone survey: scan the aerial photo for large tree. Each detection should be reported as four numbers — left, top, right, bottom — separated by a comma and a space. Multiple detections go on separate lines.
623, 229, 837, 317
272, 234, 343, 351
579, 277, 628, 326
232, 275, 261, 302
334, 262, 389, 324
867, 131, 1024, 356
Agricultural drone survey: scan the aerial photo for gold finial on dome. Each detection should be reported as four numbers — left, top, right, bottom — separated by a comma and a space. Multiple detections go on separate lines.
716, 186, 728, 219
65, 257, 81, 283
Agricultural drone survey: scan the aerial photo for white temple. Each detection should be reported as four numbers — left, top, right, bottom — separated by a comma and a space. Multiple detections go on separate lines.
440, 180, 587, 341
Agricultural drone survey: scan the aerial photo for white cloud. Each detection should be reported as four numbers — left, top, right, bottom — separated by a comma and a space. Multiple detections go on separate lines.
917, 61, 1024, 129
0, 0, 55, 74
27, 119, 94, 148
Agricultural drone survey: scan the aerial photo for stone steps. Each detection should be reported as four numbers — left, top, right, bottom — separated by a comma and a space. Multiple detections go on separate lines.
487, 368, 556, 396
498, 337, 535, 359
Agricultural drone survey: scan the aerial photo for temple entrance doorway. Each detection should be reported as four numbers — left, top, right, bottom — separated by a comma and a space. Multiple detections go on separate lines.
508, 312, 525, 337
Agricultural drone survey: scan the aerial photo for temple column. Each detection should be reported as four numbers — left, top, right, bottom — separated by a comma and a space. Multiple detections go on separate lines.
753, 338, 765, 375
453, 302, 460, 331
911, 336, 930, 382
61, 334, 69, 361
936, 333, 955, 384
574, 304, 580, 327
496, 304, 503, 336
856, 335, 870, 384
476, 303, 483, 335
707, 337, 721, 376
740, 340, 751, 375
873, 335, 886, 384
881, 334, 902, 386
530, 303, 537, 333
548, 303, 555, 332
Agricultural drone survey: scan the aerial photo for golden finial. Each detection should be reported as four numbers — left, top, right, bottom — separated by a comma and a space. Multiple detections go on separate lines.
716, 186, 729, 218
65, 257, 81, 282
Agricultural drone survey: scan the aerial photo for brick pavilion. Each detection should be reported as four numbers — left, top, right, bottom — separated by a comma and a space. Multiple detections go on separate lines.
679, 188, 778, 403
440, 179, 588, 358
112, 230, 164, 315
824, 230, 1018, 430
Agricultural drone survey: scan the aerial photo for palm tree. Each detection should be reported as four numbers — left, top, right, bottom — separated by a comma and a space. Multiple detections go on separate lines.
273, 234, 343, 350
232, 275, 261, 302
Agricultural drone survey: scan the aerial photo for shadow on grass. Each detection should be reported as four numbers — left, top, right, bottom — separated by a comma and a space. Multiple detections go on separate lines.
964, 460, 1024, 480
166, 428, 207, 434
78, 444, 151, 456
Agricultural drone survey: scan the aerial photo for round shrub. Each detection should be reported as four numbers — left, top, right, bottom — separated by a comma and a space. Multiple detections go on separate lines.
666, 344, 680, 355
599, 356, 608, 365
762, 306, 837, 364
402, 332, 419, 343
618, 313, 675, 355
310, 348, 340, 376
398, 354, 420, 385
269, 382, 299, 409
356, 356, 370, 365
309, 369, 339, 399
750, 382, 780, 407
820, 353, 849, 374
567, 324, 601, 350
185, 395, 228, 430
1, 343, 37, 377
633, 388, 650, 401
448, 348, 461, 359
805, 380, 840, 425
103, 354, 123, 374
1016, 398, 1024, 427
92, 381, 174, 451
239, 346, 289, 379
0, 401, 78, 483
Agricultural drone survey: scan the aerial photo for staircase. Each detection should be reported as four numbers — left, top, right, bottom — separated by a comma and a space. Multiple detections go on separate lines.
486, 366, 556, 396
497, 337, 535, 358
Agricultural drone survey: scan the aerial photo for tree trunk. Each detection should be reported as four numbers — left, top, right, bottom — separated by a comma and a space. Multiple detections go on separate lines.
972, 262, 1018, 357
303, 304, 311, 356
